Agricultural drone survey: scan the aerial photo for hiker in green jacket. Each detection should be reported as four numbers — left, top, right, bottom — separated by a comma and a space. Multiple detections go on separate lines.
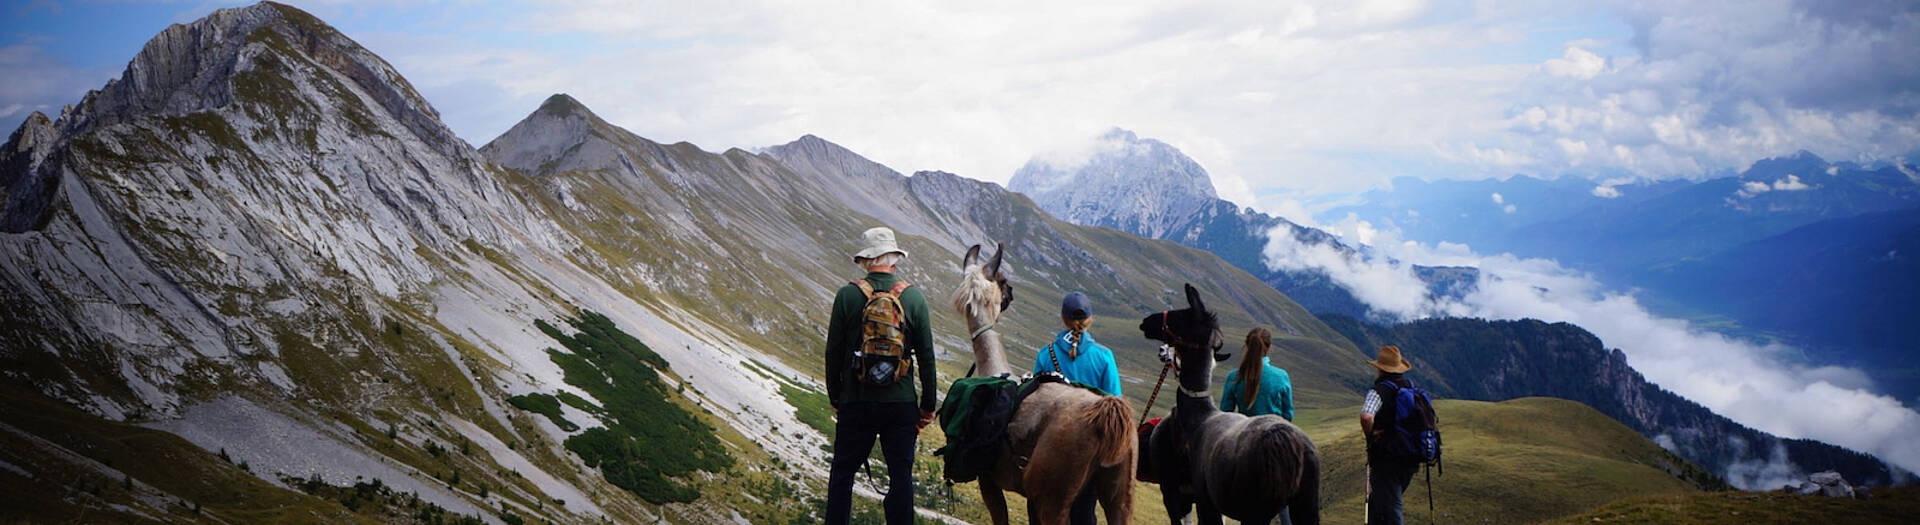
823, 227, 938, 525
1220, 327, 1295, 421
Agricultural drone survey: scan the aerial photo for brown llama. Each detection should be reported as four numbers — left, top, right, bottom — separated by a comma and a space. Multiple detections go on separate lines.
949, 243, 1135, 525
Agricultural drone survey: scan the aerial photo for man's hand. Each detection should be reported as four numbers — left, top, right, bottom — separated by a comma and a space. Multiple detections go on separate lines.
917, 408, 935, 430
1157, 344, 1176, 364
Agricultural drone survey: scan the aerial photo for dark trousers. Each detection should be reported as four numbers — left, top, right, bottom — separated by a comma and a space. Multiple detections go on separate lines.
1069, 486, 1096, 525
1366, 459, 1419, 525
826, 401, 920, 525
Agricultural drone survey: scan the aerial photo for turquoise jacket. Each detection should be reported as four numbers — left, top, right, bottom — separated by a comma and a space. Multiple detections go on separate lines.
1032, 330, 1123, 396
1221, 357, 1294, 421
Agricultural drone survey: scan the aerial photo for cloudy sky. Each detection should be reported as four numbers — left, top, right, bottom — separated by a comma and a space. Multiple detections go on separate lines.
5, 0, 1917, 207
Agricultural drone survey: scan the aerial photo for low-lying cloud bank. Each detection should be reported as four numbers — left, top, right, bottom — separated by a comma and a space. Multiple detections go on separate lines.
1264, 219, 1920, 483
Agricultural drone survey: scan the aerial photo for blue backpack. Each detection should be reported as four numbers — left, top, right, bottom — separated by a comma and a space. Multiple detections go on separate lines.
1376, 379, 1442, 466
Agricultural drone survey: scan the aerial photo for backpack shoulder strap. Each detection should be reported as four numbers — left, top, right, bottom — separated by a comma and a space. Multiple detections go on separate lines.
888, 281, 912, 296
853, 279, 876, 299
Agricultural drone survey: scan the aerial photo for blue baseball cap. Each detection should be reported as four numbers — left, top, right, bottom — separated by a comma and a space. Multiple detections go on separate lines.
1061, 292, 1093, 320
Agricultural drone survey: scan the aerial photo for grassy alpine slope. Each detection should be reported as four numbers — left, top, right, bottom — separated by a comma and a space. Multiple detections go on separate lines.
1546, 485, 1920, 525
1298, 397, 1714, 525
917, 396, 1720, 523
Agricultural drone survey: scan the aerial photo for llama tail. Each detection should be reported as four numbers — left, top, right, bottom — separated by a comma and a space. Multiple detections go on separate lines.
1078, 396, 1136, 467
1254, 421, 1318, 498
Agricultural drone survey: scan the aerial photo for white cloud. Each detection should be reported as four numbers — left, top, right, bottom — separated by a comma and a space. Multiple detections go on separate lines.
1490, 192, 1516, 213
1591, 176, 1637, 198
1543, 46, 1606, 79
1733, 174, 1814, 199
1725, 439, 1803, 490
1262, 219, 1920, 483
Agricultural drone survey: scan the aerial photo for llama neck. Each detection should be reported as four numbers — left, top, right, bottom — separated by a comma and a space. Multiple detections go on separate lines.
1175, 349, 1218, 417
968, 318, 1012, 378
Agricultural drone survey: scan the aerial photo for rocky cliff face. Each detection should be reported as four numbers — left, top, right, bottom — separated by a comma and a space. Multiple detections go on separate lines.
1, 0, 540, 418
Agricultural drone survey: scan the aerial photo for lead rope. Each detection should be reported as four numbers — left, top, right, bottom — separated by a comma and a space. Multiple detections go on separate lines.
1138, 355, 1176, 426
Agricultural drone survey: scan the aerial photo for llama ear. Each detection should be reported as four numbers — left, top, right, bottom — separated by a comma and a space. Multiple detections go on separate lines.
986, 242, 1005, 279
1184, 283, 1205, 312
963, 244, 982, 269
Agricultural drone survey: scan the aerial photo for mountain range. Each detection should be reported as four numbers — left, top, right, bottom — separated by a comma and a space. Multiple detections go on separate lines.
1323, 153, 1920, 402
996, 125, 1909, 490
0, 2, 1905, 523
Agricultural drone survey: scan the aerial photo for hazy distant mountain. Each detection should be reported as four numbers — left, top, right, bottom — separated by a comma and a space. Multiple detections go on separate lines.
1514, 152, 1920, 284
1329, 152, 1920, 284
1323, 174, 1697, 257
1641, 206, 1920, 401
1322, 152, 1920, 400
1322, 315, 1907, 488
1007, 127, 1476, 320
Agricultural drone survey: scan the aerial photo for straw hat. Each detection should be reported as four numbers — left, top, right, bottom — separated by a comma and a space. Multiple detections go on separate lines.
1368, 345, 1412, 374
852, 227, 909, 262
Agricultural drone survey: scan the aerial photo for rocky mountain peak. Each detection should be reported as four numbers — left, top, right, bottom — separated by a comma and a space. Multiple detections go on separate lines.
481, 93, 629, 175
534, 93, 594, 120
1, 111, 61, 231
1007, 127, 1218, 238
763, 134, 902, 183
59, 2, 462, 159
2, 111, 56, 168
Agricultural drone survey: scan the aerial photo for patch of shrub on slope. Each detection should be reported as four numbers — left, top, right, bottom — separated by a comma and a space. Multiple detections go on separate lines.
505, 393, 578, 432
511, 311, 732, 504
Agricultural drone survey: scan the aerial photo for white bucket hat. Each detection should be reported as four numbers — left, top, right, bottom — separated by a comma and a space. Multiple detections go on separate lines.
853, 227, 909, 262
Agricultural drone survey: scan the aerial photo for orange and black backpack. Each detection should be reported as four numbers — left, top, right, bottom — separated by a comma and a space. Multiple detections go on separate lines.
852, 280, 914, 387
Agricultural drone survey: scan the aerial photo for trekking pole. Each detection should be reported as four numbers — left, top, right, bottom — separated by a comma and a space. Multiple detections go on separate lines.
1363, 461, 1370, 525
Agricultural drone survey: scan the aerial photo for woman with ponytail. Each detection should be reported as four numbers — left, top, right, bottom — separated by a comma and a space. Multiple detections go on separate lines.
1220, 327, 1295, 421
1032, 291, 1123, 525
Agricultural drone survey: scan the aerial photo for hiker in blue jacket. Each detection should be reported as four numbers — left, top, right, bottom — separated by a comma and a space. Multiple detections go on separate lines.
1221, 327, 1295, 421
1032, 291, 1123, 525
